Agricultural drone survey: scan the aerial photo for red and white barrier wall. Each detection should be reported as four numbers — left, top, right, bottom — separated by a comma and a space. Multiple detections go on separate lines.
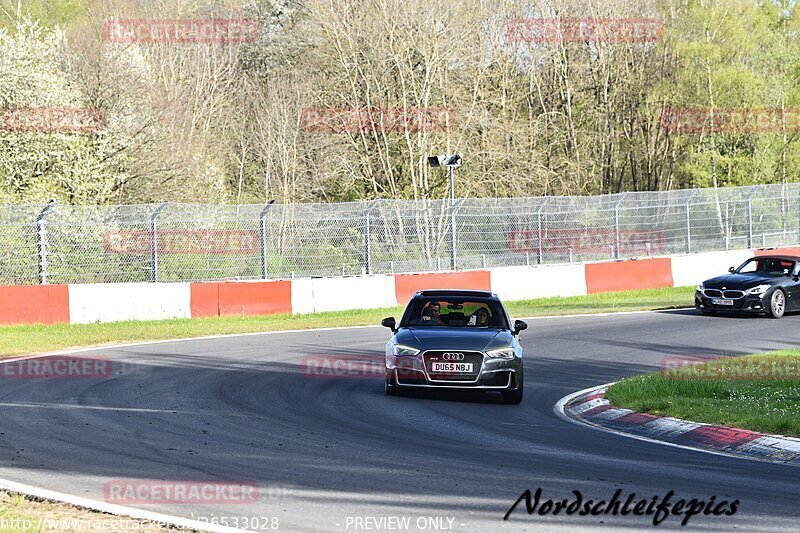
69, 283, 191, 324
0, 248, 784, 326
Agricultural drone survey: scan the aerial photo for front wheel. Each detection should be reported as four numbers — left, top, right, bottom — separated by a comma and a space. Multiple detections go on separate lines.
769, 289, 786, 319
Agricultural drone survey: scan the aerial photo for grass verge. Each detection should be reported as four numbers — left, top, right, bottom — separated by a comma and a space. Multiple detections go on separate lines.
0, 490, 190, 531
0, 285, 693, 358
605, 350, 800, 437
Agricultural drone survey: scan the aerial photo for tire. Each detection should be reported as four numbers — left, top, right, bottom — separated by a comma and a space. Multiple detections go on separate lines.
769, 289, 786, 319
502, 371, 524, 405
502, 387, 523, 405
385, 372, 397, 396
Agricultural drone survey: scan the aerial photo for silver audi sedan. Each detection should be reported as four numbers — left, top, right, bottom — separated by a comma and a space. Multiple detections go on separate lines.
381, 289, 527, 404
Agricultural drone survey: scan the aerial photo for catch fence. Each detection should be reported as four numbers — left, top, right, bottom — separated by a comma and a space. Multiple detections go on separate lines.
1, 184, 798, 284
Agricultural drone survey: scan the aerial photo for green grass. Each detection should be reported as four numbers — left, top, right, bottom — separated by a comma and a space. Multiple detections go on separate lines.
606, 350, 800, 437
0, 492, 39, 533
0, 285, 693, 357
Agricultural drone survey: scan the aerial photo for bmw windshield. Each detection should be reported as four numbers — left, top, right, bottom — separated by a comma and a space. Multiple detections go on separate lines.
735, 258, 795, 276
399, 297, 509, 329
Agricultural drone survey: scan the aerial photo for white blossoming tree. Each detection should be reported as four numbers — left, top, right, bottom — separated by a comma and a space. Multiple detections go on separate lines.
0, 18, 122, 204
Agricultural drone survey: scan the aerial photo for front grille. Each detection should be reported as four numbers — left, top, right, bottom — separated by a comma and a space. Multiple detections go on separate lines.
423, 350, 484, 381
705, 289, 745, 299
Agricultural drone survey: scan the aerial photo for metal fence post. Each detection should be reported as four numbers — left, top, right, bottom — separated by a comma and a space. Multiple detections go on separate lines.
363, 199, 380, 275
685, 189, 698, 254
746, 185, 761, 249
259, 200, 276, 279
613, 193, 627, 259
450, 199, 465, 270
150, 202, 168, 283
797, 192, 800, 245
36, 200, 56, 285
535, 197, 549, 264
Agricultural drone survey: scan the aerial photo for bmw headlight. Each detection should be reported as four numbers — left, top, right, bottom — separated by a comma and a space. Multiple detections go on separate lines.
696, 283, 704, 292
746, 284, 771, 296
393, 344, 420, 357
486, 348, 515, 360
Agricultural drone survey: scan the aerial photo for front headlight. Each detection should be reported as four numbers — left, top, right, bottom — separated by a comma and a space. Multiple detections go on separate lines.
746, 284, 771, 296
696, 283, 704, 291
486, 348, 515, 360
393, 344, 420, 357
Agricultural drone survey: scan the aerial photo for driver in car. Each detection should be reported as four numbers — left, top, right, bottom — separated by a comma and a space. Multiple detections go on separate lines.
421, 302, 444, 324
761, 259, 787, 274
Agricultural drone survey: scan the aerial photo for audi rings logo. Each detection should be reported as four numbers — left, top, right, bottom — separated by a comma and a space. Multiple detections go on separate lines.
442, 353, 465, 361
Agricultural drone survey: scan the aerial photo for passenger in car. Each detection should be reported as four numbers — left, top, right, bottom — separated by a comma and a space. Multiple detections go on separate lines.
471, 307, 490, 327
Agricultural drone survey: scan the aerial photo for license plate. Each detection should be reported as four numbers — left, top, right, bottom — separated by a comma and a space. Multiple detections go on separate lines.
711, 298, 734, 306
431, 362, 473, 373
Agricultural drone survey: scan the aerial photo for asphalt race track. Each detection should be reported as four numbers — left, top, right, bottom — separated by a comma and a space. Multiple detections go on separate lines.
2, 310, 800, 532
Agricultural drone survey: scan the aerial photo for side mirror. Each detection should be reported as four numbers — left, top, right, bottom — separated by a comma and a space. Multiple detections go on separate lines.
381, 317, 396, 333
513, 320, 528, 336
728, 266, 735, 273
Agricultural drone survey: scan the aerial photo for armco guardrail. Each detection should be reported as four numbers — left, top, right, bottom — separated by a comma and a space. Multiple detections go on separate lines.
2, 184, 800, 285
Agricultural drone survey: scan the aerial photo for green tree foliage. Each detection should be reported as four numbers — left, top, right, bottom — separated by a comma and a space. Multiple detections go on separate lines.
661, 0, 800, 188
0, 0, 798, 204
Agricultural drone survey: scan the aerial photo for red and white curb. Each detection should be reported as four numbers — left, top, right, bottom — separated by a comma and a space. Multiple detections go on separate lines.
555, 384, 800, 466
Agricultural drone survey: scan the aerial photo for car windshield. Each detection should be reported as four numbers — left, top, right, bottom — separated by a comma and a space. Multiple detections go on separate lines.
735, 258, 795, 276
400, 297, 509, 329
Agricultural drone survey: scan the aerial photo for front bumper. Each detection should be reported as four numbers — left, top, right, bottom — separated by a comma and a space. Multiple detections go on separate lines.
386, 350, 522, 390
695, 290, 769, 313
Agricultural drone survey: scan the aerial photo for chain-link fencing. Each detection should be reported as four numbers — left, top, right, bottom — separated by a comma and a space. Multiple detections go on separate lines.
3, 183, 800, 285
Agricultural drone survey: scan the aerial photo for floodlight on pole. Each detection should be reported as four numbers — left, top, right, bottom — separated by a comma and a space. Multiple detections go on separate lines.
427, 153, 462, 207
428, 153, 463, 269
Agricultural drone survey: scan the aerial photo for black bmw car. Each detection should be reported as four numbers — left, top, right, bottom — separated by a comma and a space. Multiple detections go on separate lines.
695, 255, 800, 318
381, 289, 527, 404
